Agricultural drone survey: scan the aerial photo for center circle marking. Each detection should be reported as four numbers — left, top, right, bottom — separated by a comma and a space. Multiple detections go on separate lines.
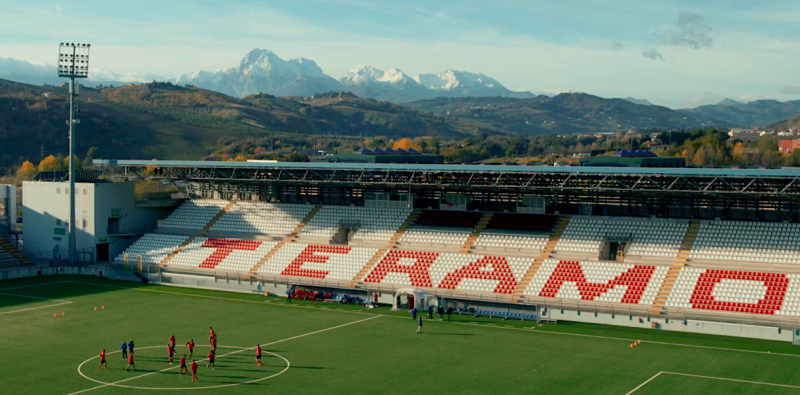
77, 345, 291, 390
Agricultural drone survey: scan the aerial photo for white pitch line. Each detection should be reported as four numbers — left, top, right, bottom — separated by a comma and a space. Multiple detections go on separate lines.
0, 290, 73, 315
661, 372, 800, 390
0, 291, 71, 302
0, 301, 72, 315
61, 281, 800, 359
0, 280, 71, 291
65, 315, 381, 395
624, 371, 663, 395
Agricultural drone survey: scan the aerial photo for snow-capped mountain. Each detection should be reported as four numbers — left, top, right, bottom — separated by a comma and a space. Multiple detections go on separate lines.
0, 57, 163, 86
414, 69, 535, 99
338, 65, 431, 103
175, 49, 342, 98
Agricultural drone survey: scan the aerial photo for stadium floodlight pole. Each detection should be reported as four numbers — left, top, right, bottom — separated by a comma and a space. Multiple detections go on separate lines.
57, 43, 90, 265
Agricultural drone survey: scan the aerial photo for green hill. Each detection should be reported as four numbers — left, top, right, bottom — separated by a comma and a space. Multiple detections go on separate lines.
405, 94, 727, 135
0, 81, 483, 167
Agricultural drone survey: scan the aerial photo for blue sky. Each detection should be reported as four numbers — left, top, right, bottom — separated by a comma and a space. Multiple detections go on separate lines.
2, 0, 800, 108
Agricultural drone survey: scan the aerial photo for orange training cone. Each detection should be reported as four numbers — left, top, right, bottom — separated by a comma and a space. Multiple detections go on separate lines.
94, 307, 97, 311
101, 306, 104, 310
630, 343, 633, 348
54, 313, 57, 317
61, 312, 65, 316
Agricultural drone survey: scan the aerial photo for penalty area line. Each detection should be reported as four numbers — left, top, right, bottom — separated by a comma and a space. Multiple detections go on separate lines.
0, 290, 73, 316
624, 372, 663, 395
64, 315, 381, 395
661, 372, 800, 390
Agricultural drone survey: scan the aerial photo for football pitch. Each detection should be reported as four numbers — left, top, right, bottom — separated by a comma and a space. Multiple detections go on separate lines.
3, 276, 800, 395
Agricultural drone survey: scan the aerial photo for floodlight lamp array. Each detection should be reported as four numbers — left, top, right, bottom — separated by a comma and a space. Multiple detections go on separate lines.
57, 43, 91, 78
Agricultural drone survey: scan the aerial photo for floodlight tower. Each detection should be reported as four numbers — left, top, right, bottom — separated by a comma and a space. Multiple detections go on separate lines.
57, 43, 90, 265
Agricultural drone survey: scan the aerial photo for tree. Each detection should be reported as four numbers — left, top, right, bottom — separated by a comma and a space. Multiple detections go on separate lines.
226, 154, 248, 162
392, 138, 421, 151
38, 155, 61, 172
15, 161, 36, 183
62, 155, 83, 171
280, 153, 309, 162
692, 147, 708, 167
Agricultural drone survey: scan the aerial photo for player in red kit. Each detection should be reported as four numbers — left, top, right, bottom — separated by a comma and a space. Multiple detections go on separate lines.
179, 355, 188, 375
97, 349, 107, 369
206, 350, 215, 369
126, 352, 136, 371
208, 327, 215, 339
255, 344, 262, 366
185, 339, 195, 358
169, 335, 176, 349
190, 359, 199, 381
167, 344, 175, 364
210, 335, 217, 352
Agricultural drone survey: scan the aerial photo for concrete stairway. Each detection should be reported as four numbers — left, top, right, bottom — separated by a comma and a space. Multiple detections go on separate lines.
160, 201, 237, 265
350, 209, 420, 285
509, 215, 571, 302
284, 205, 321, 243
247, 205, 322, 274
0, 237, 29, 267
201, 201, 236, 232
649, 220, 700, 315
249, 242, 285, 274
459, 212, 493, 253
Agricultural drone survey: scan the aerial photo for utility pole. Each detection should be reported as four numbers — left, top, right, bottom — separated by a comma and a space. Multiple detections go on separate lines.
57, 43, 90, 265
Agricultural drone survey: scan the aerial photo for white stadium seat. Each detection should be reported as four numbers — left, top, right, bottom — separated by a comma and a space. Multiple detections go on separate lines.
115, 233, 188, 264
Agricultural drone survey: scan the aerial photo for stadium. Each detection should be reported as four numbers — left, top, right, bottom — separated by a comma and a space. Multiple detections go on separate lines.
6, 160, 800, 394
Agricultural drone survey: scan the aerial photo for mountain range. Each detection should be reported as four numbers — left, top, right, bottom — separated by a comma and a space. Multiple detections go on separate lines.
175, 49, 536, 103
679, 99, 800, 128
0, 78, 731, 167
4, 49, 800, 128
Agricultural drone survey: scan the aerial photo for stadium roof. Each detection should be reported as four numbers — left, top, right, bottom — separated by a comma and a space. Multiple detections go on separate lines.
93, 159, 800, 178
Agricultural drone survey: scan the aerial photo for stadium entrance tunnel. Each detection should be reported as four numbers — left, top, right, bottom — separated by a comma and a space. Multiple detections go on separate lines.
392, 288, 436, 311
78, 345, 290, 390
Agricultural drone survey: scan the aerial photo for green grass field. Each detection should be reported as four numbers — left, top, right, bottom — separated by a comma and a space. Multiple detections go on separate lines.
3, 275, 800, 395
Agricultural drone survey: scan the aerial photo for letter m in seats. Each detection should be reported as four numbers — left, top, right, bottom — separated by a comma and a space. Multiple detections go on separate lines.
538, 261, 655, 304
199, 238, 261, 269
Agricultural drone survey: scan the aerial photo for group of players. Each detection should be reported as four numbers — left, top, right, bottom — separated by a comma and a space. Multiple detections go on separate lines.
96, 327, 264, 382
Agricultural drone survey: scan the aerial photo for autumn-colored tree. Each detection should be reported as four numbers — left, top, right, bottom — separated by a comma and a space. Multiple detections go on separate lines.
15, 161, 37, 183
226, 154, 248, 162
62, 155, 83, 171
392, 138, 421, 151
38, 155, 62, 172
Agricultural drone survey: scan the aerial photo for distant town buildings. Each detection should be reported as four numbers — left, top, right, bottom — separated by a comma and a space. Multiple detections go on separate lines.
779, 140, 800, 154
728, 128, 760, 139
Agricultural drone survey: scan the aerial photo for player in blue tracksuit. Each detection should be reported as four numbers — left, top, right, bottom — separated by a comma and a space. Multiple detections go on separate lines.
410, 307, 417, 321
128, 339, 135, 355
121, 341, 128, 359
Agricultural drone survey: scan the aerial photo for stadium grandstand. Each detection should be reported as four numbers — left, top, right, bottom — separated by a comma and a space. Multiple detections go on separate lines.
89, 160, 800, 340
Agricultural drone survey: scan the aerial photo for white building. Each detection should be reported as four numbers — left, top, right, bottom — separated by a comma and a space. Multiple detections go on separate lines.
22, 180, 172, 262
0, 185, 16, 228
728, 128, 760, 139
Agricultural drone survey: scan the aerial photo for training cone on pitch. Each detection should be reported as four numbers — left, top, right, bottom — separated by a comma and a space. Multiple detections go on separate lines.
101, 306, 104, 310
61, 312, 65, 316
53, 313, 57, 317
94, 307, 97, 311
